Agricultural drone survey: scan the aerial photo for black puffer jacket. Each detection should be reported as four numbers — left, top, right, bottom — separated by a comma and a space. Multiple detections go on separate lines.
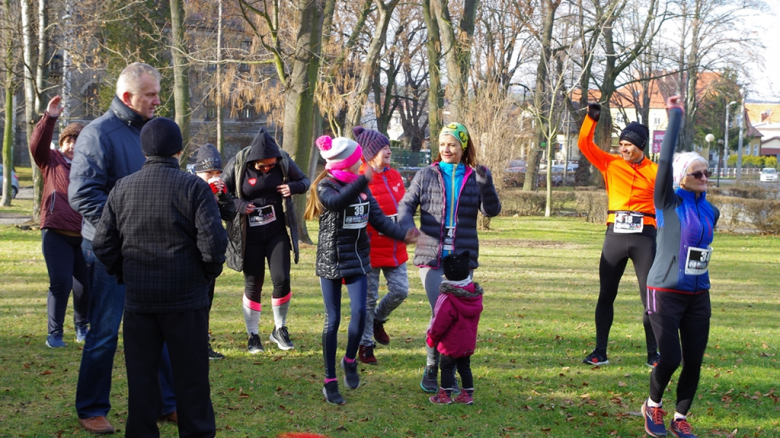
315, 175, 408, 279
223, 128, 310, 270
397, 163, 501, 269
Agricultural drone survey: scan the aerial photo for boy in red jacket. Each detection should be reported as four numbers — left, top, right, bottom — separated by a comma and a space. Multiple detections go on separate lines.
427, 251, 483, 405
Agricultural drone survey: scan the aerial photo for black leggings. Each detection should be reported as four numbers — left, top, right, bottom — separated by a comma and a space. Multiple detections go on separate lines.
243, 232, 291, 305
648, 290, 710, 415
320, 276, 367, 379
41, 229, 89, 334
595, 226, 657, 354
441, 354, 473, 391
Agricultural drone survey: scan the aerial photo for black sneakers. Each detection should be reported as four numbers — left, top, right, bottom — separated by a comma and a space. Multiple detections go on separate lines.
582, 349, 609, 365
208, 344, 224, 360
420, 365, 438, 393
247, 333, 264, 354
647, 352, 661, 368
322, 381, 345, 405
341, 357, 360, 389
270, 326, 294, 350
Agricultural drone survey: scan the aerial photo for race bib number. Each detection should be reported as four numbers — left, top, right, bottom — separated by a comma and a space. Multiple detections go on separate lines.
248, 205, 276, 227
613, 211, 644, 234
343, 202, 369, 229
685, 246, 712, 275
443, 225, 456, 251
378, 214, 397, 236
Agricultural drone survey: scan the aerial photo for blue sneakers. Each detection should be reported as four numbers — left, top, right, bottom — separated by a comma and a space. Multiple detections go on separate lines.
46, 331, 66, 348
642, 401, 667, 437
75, 325, 89, 343
670, 418, 697, 438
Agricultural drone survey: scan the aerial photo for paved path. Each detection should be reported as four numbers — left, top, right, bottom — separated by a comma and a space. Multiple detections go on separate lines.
0, 187, 33, 225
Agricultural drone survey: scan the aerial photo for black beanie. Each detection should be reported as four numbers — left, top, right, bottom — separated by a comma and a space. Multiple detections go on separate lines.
140, 117, 183, 157
443, 251, 471, 281
619, 122, 649, 150
194, 143, 223, 173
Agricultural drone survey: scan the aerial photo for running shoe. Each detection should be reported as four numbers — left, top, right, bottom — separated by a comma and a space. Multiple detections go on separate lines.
420, 365, 438, 393
247, 333, 264, 354
46, 331, 66, 348
322, 381, 345, 405
429, 388, 452, 404
341, 357, 360, 389
642, 401, 668, 437
647, 352, 661, 368
453, 390, 474, 405
269, 326, 294, 350
358, 344, 377, 365
75, 324, 89, 343
373, 318, 390, 345
669, 418, 696, 438
582, 349, 609, 365
208, 344, 224, 360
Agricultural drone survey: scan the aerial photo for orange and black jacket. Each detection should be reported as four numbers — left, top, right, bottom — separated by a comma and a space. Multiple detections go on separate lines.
578, 115, 657, 227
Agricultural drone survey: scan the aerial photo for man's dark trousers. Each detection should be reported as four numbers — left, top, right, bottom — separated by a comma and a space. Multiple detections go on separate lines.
123, 307, 215, 437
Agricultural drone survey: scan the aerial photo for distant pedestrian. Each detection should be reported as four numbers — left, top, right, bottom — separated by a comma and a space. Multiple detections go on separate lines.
304, 135, 418, 405
93, 117, 226, 437
30, 95, 88, 348
427, 251, 483, 405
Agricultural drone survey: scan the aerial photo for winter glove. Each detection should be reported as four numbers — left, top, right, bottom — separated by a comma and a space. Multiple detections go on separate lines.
426, 335, 435, 348
587, 103, 601, 122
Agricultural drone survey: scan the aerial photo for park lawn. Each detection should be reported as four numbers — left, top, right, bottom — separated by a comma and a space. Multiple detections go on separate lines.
0, 216, 778, 437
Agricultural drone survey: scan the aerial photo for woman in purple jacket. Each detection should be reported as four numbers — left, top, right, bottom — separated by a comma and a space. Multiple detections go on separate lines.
30, 96, 88, 348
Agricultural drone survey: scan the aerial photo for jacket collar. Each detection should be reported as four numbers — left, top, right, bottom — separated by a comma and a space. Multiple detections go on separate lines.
143, 156, 181, 169
676, 187, 707, 203
110, 96, 149, 131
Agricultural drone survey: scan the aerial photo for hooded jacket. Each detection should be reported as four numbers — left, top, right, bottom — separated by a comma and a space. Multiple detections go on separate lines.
314, 175, 408, 279
397, 163, 501, 269
427, 282, 484, 358
30, 112, 82, 233
647, 108, 719, 296
69, 96, 149, 241
222, 128, 310, 269
359, 163, 408, 268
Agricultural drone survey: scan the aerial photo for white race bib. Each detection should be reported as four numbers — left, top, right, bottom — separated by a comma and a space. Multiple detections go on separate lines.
248, 205, 276, 227
613, 211, 644, 234
343, 202, 370, 229
684, 246, 712, 275
443, 225, 456, 251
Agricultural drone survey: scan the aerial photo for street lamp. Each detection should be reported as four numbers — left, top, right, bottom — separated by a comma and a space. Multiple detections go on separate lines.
723, 101, 737, 182
716, 139, 725, 187
705, 133, 715, 188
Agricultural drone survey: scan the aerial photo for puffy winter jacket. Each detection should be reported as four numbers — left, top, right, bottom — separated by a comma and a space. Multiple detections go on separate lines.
648, 107, 719, 295
222, 132, 309, 270
30, 112, 82, 233
397, 163, 501, 269
427, 282, 484, 358
69, 96, 149, 241
359, 163, 408, 268
315, 174, 408, 280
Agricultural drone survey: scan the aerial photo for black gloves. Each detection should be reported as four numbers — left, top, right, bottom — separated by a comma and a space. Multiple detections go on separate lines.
587, 103, 601, 122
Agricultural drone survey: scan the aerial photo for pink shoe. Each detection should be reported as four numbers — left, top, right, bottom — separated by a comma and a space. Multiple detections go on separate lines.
453, 391, 473, 405
429, 388, 452, 404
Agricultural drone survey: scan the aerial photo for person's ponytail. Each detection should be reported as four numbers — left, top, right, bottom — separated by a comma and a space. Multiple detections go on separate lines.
304, 170, 330, 221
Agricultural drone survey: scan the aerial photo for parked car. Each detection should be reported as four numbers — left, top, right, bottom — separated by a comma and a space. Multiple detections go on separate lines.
0, 164, 19, 199
397, 166, 423, 188
759, 168, 778, 183
551, 162, 579, 173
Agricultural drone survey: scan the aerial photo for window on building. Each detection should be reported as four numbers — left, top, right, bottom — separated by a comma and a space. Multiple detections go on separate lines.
239, 41, 251, 72
84, 83, 101, 119
205, 102, 217, 121
653, 116, 661, 126
238, 104, 254, 120
50, 55, 62, 73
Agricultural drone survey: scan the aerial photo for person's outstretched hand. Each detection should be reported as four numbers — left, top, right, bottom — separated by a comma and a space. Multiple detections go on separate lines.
587, 103, 601, 122
47, 96, 62, 118
666, 94, 684, 113
404, 227, 420, 244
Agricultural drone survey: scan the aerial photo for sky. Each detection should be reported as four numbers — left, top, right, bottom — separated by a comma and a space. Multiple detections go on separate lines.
747, 2, 780, 101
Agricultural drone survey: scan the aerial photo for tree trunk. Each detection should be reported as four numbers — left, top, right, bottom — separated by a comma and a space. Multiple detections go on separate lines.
422, 0, 443, 152
21, 0, 40, 218
2, 0, 15, 206
215, 0, 223, 154
169, 0, 191, 166
281, 0, 326, 245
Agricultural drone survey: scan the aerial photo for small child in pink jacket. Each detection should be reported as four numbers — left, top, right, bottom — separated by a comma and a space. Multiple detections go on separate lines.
426, 251, 484, 405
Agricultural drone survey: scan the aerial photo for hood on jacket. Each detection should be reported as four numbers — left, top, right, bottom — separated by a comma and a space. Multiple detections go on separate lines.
246, 127, 282, 162
439, 282, 483, 318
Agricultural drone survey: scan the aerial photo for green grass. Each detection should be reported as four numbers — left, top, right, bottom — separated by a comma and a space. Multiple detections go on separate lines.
1, 217, 779, 437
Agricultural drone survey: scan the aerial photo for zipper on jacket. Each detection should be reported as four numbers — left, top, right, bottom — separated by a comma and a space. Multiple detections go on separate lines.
662, 255, 677, 282
356, 226, 366, 274
49, 190, 56, 213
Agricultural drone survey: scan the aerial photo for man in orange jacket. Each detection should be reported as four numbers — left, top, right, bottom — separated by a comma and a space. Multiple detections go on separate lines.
578, 103, 659, 368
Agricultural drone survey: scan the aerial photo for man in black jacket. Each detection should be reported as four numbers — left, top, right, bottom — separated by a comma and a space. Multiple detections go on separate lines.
94, 117, 227, 437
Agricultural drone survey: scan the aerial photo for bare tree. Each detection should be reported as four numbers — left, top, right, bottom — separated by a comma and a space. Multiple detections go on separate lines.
1, 0, 18, 206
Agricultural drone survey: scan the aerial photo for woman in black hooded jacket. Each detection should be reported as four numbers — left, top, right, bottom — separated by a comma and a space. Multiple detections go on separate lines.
222, 128, 310, 354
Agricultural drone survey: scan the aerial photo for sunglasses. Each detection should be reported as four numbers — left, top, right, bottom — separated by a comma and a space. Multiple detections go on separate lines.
686, 170, 712, 179
254, 162, 277, 171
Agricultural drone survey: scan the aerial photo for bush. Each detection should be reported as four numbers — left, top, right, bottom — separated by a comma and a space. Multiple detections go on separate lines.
500, 191, 575, 216
574, 191, 608, 223
708, 195, 780, 234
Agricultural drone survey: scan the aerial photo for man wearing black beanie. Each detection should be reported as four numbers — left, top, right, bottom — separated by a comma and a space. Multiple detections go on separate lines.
93, 117, 226, 437
577, 103, 659, 369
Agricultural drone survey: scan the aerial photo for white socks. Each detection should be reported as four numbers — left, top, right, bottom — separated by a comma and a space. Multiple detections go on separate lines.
272, 301, 290, 329
646, 398, 662, 408
243, 304, 261, 336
